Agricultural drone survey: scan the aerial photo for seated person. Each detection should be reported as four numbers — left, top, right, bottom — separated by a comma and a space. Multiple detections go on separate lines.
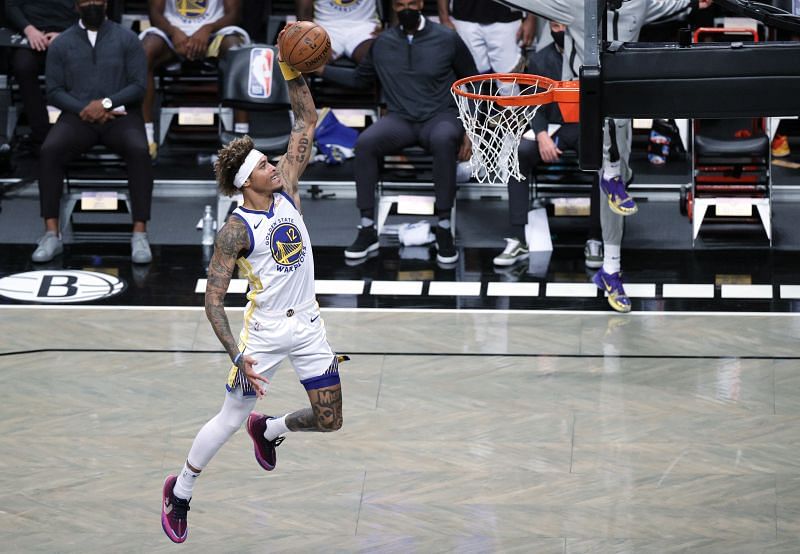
295, 0, 381, 64
141, 0, 250, 158
33, 0, 154, 264
492, 20, 602, 269
319, 0, 477, 264
5, 0, 78, 154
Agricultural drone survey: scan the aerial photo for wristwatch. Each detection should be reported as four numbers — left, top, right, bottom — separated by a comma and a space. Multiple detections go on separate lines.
101, 97, 113, 110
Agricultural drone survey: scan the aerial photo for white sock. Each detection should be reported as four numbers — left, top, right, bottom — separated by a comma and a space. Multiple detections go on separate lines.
438, 219, 451, 229
173, 462, 200, 500
144, 122, 154, 144
603, 244, 621, 274
603, 160, 621, 180
360, 217, 374, 228
234, 122, 249, 134
264, 414, 290, 441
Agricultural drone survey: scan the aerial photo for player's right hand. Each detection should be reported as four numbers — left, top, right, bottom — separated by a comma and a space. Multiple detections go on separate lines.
240, 355, 269, 398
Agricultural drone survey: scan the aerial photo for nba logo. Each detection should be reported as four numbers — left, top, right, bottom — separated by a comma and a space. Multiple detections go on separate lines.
248, 48, 274, 99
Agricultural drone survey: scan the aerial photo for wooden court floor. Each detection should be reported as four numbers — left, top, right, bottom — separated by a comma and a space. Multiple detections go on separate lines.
1, 306, 800, 553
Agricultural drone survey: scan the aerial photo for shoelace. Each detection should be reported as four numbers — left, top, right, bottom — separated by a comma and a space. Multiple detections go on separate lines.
171, 497, 190, 520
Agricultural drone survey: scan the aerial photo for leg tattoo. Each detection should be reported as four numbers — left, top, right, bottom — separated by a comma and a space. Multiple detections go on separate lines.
286, 384, 343, 432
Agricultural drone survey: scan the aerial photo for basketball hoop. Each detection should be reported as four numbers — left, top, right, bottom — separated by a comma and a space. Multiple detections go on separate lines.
451, 73, 579, 184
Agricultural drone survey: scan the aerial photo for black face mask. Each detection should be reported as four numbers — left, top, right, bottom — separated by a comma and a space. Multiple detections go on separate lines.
551, 30, 565, 50
397, 9, 421, 33
79, 4, 106, 30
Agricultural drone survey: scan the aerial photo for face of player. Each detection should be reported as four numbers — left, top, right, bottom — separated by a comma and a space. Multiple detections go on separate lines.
246, 155, 284, 195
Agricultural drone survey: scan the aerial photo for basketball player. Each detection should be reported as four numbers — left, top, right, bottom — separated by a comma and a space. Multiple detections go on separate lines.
161, 28, 343, 543
296, 0, 382, 64
497, 0, 710, 312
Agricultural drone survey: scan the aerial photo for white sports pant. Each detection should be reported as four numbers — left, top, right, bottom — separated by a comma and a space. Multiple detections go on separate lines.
600, 118, 633, 249
451, 19, 523, 73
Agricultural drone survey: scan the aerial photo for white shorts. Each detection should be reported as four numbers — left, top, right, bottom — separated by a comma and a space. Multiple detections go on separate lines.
139, 25, 251, 56
452, 18, 522, 73
226, 299, 338, 396
318, 19, 378, 60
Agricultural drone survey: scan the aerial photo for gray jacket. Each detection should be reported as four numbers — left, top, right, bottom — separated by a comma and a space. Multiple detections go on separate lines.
46, 19, 147, 115
498, 0, 698, 80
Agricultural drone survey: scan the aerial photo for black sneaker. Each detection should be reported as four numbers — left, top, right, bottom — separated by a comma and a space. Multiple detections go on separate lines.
246, 412, 285, 471
435, 226, 458, 264
344, 226, 379, 259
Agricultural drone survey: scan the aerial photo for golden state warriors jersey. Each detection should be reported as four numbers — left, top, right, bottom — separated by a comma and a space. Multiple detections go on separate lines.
314, 0, 379, 23
164, 0, 225, 33
231, 192, 315, 311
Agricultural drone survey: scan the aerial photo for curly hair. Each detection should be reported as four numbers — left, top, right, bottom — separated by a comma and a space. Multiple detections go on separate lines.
215, 135, 255, 196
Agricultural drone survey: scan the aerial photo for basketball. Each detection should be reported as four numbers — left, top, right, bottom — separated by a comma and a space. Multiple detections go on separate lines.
278, 22, 331, 73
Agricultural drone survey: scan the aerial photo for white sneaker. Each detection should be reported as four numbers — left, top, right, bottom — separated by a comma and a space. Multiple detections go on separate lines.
493, 238, 529, 266
584, 239, 603, 269
131, 232, 152, 264
31, 231, 63, 263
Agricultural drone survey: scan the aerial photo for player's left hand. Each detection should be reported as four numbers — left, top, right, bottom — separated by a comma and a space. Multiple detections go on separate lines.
186, 26, 212, 60
239, 355, 269, 398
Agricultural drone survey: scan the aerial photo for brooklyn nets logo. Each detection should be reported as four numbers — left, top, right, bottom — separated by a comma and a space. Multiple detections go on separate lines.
269, 222, 306, 271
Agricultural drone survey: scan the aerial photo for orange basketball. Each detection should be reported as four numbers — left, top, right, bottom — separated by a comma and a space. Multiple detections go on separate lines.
278, 21, 331, 73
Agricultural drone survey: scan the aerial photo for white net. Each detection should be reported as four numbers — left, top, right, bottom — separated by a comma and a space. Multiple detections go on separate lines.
452, 76, 549, 185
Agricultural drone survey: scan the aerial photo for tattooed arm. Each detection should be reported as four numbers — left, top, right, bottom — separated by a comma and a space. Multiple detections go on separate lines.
205, 216, 249, 358
277, 74, 317, 213
205, 216, 269, 396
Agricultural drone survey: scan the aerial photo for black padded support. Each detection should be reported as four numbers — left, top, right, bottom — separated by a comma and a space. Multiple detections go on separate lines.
601, 41, 800, 119
579, 65, 603, 170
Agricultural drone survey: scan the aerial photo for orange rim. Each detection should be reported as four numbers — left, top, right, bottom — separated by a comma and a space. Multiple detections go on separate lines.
451, 73, 579, 107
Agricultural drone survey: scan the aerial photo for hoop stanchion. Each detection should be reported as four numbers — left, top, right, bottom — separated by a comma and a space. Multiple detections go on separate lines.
451, 73, 580, 184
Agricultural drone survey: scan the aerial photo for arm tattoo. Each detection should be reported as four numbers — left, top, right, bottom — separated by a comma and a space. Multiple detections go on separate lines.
205, 216, 250, 360
279, 76, 317, 197
286, 385, 343, 432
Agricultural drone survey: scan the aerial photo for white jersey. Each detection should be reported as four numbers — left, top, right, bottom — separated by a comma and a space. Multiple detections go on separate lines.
231, 192, 315, 312
314, 0, 379, 24
164, 0, 225, 34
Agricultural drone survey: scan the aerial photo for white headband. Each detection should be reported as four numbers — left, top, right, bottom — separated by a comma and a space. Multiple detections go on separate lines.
233, 149, 264, 189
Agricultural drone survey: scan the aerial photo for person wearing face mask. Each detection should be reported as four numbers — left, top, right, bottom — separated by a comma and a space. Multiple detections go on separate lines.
32, 0, 154, 264
4, 0, 78, 156
499, 0, 711, 312
492, 20, 604, 271
319, 0, 478, 265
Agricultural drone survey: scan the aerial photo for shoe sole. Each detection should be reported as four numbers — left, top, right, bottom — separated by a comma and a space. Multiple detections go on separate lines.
585, 258, 603, 269
608, 200, 638, 217
493, 253, 529, 267
246, 412, 276, 471
344, 241, 379, 259
161, 475, 187, 543
772, 150, 790, 158
436, 252, 459, 264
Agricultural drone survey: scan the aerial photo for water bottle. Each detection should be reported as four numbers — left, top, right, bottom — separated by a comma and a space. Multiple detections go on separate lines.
201, 205, 215, 245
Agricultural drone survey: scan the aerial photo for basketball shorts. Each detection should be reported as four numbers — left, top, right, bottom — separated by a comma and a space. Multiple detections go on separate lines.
318, 20, 378, 60
226, 299, 340, 396
139, 26, 251, 58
